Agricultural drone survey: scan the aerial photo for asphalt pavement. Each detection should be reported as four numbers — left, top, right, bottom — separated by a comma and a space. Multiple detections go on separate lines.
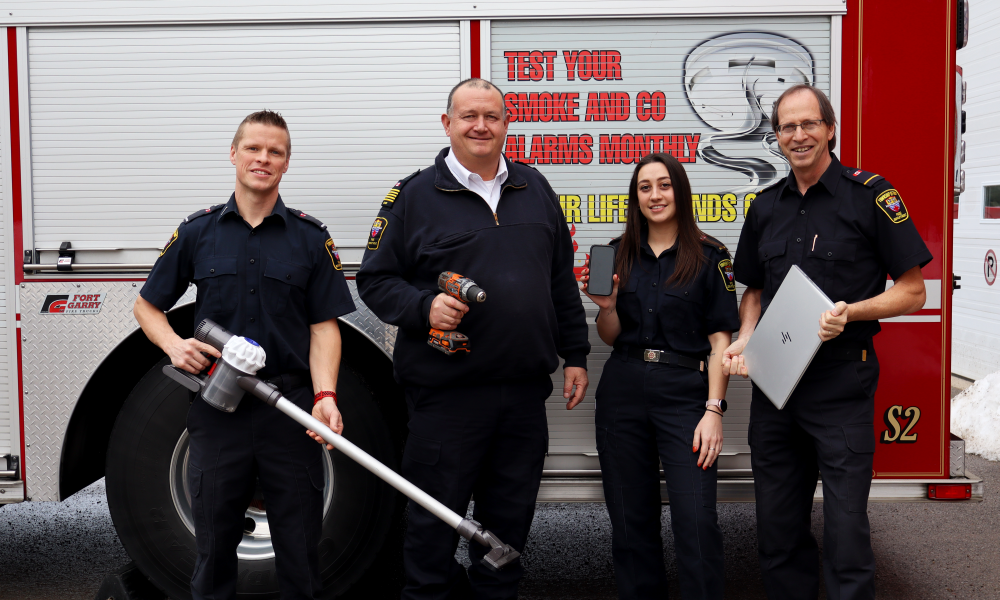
0, 456, 997, 600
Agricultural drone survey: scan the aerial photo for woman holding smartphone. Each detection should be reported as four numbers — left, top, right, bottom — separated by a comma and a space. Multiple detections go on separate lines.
581, 153, 739, 599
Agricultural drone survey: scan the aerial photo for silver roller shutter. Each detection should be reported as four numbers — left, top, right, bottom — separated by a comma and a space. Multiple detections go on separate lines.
26, 22, 461, 265
491, 17, 831, 457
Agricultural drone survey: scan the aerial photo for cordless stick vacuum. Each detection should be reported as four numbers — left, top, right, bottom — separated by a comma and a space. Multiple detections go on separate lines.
161, 319, 520, 571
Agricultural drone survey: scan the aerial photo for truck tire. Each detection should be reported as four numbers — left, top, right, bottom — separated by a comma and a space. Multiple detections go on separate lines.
106, 357, 400, 599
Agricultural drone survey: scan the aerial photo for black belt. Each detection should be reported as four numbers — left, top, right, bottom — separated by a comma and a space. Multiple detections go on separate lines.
815, 342, 870, 362
618, 347, 705, 372
264, 371, 311, 391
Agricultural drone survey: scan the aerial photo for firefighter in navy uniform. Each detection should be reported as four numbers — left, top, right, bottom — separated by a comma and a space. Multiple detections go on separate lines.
724, 86, 931, 600
580, 153, 739, 600
355, 79, 590, 600
134, 110, 355, 600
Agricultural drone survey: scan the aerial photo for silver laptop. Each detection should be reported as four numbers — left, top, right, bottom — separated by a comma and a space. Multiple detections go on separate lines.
741, 264, 835, 409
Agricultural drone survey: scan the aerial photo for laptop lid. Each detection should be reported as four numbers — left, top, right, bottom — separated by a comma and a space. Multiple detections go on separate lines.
741, 264, 835, 410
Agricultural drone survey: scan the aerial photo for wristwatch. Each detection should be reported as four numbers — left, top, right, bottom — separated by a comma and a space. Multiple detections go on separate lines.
706, 399, 727, 413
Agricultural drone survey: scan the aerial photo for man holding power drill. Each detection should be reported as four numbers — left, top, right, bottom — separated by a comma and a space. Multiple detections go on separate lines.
356, 78, 590, 600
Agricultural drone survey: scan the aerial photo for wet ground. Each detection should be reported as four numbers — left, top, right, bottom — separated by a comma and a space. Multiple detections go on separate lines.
0, 455, 997, 599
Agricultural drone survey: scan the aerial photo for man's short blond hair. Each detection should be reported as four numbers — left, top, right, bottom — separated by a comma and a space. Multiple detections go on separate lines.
232, 109, 291, 155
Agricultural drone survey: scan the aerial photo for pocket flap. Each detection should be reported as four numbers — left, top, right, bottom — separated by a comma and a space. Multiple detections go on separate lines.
264, 259, 310, 289
664, 283, 703, 303
758, 240, 786, 262
405, 434, 441, 466
194, 256, 238, 279
811, 240, 857, 262
843, 424, 876, 454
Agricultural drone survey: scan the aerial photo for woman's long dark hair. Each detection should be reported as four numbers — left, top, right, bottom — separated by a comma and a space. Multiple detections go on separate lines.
615, 153, 706, 288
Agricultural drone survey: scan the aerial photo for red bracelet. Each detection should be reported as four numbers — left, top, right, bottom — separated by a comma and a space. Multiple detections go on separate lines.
314, 391, 337, 406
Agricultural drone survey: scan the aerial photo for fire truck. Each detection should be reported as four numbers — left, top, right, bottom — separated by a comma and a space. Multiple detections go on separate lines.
0, 0, 980, 597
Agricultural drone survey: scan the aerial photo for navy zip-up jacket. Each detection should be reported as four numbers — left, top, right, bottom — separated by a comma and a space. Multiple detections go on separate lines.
357, 147, 590, 387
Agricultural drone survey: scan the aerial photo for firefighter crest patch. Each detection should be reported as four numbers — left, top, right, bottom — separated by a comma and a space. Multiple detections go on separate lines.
160, 229, 178, 257
367, 217, 388, 250
718, 258, 736, 292
876, 188, 909, 224
325, 238, 342, 270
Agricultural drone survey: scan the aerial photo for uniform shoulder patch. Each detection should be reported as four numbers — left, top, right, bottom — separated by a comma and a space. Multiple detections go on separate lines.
184, 203, 225, 223
367, 216, 388, 250
287, 208, 328, 230
717, 258, 736, 292
699, 233, 727, 252
160, 229, 179, 257
324, 237, 343, 270
875, 188, 909, 224
381, 170, 420, 210
842, 167, 885, 188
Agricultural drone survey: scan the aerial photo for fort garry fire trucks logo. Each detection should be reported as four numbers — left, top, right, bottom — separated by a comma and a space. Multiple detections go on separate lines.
40, 292, 106, 314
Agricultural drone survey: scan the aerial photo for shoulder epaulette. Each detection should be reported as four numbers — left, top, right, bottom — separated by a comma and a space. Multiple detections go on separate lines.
382, 170, 421, 209
184, 204, 225, 223
754, 177, 786, 196
287, 208, 328, 231
842, 167, 884, 188
698, 233, 727, 252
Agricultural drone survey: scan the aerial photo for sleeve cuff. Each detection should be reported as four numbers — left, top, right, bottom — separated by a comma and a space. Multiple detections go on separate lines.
421, 293, 436, 329
562, 352, 588, 370
309, 299, 358, 325
138, 288, 176, 313
888, 249, 934, 281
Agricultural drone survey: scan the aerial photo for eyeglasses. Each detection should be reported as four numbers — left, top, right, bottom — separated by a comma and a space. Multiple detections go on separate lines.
777, 119, 826, 137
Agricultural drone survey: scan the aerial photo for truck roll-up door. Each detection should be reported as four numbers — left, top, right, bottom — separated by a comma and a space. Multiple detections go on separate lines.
491, 17, 832, 458
26, 23, 460, 265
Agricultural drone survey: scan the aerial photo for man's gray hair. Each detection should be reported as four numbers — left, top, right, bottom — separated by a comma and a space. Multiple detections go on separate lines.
770, 84, 838, 151
446, 78, 505, 116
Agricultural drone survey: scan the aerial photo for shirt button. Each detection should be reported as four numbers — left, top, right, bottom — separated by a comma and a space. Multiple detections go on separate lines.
684, 292, 689, 296
249, 317, 255, 323
796, 237, 802, 243
652, 282, 657, 287
250, 258, 255, 264
209, 268, 215, 273
828, 252, 833, 257
648, 308, 653, 313
250, 289, 255, 294
286, 274, 291, 280
251, 230, 256, 236
800, 209, 806, 215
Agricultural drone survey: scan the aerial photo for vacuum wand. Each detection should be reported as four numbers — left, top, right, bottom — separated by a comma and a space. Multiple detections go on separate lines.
237, 375, 520, 570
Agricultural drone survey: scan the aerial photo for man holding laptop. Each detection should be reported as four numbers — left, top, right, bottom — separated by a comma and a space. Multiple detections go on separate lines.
723, 85, 931, 600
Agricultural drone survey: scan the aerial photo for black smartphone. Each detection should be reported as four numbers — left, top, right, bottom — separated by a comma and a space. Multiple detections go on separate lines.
588, 245, 616, 296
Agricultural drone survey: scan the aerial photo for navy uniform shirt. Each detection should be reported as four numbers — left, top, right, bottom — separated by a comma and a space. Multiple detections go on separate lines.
608, 228, 741, 358
141, 194, 356, 379
733, 153, 933, 343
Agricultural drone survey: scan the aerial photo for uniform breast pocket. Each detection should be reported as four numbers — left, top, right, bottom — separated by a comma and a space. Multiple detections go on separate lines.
660, 284, 705, 354
616, 274, 642, 325
193, 256, 239, 313
758, 239, 789, 296
808, 240, 857, 298
262, 259, 311, 315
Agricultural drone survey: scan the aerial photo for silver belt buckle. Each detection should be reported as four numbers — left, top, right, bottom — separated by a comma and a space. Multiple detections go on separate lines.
644, 349, 661, 362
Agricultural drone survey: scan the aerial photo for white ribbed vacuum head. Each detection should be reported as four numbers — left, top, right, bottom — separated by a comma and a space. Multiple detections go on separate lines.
221, 336, 266, 375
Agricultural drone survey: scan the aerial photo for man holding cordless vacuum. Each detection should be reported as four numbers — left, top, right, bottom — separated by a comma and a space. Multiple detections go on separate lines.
356, 78, 590, 600
134, 110, 355, 600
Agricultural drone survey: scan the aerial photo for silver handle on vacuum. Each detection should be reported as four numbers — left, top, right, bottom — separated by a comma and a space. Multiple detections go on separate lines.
237, 376, 462, 529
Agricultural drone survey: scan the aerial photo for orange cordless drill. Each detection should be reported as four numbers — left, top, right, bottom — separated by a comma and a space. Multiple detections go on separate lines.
428, 271, 486, 355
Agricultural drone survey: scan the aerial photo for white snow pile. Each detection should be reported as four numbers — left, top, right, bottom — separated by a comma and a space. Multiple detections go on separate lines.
952, 371, 1000, 461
